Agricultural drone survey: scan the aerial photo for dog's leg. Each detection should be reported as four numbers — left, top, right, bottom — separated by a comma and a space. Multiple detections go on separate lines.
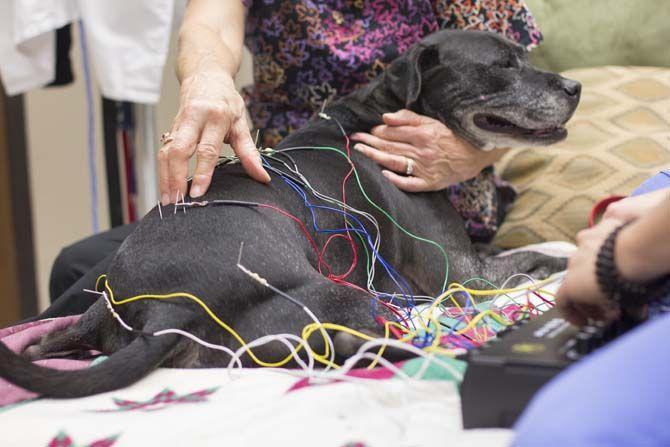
229, 277, 415, 368
471, 242, 504, 261
479, 249, 567, 287
23, 300, 121, 361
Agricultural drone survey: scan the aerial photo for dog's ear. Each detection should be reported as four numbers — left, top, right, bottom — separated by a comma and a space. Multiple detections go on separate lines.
386, 44, 440, 110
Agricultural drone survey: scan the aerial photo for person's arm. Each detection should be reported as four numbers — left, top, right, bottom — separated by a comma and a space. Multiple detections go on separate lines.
616, 191, 670, 282
159, 0, 269, 205
556, 189, 670, 325
177, 0, 244, 81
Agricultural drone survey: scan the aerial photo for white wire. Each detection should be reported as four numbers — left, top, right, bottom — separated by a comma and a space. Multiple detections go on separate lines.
225, 333, 316, 378
84, 270, 566, 387
302, 305, 336, 373
84, 289, 135, 332
266, 151, 385, 294
266, 150, 421, 331
344, 337, 463, 381
490, 271, 564, 313
83, 113, 570, 383
236, 262, 336, 372
152, 329, 242, 369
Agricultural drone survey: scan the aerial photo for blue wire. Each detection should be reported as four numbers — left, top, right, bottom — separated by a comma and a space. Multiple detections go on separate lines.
283, 174, 415, 319
78, 20, 99, 233
268, 161, 416, 307
279, 170, 411, 293
261, 158, 420, 328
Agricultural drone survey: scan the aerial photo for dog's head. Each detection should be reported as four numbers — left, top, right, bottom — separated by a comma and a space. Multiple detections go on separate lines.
384, 30, 580, 149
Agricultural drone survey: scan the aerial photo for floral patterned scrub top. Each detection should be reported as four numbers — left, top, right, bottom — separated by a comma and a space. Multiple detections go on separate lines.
241, 0, 543, 241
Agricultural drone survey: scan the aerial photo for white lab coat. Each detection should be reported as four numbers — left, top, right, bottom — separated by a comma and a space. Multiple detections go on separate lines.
0, 0, 184, 104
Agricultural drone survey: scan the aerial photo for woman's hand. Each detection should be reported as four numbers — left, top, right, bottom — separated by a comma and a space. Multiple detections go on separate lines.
602, 188, 670, 223
160, 0, 269, 205
351, 109, 506, 192
158, 70, 270, 205
556, 218, 623, 326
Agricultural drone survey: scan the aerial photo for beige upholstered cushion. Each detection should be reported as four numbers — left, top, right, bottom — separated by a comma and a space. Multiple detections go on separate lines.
494, 66, 670, 248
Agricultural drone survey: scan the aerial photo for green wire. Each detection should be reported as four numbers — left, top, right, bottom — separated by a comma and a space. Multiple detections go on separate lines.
265, 150, 398, 293
461, 277, 499, 289
278, 145, 450, 293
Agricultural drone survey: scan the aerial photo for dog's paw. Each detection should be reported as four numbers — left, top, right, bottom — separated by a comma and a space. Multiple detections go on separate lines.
527, 256, 567, 280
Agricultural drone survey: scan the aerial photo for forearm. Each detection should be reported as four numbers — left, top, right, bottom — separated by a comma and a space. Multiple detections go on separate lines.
616, 190, 670, 282
177, 0, 246, 81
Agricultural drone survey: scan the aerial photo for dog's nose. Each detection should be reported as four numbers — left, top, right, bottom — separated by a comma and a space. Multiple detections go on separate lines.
562, 79, 581, 97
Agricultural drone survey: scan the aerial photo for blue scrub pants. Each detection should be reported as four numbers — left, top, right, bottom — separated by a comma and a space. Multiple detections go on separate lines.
514, 170, 670, 447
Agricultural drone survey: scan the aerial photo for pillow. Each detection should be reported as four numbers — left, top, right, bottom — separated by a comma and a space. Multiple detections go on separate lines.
494, 66, 670, 248
525, 0, 670, 72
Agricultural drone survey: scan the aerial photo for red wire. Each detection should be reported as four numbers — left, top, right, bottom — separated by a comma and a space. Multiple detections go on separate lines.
257, 204, 366, 294
257, 203, 331, 274
260, 130, 412, 329
533, 291, 555, 308
321, 233, 357, 279
524, 293, 539, 316
375, 316, 404, 339
329, 131, 358, 281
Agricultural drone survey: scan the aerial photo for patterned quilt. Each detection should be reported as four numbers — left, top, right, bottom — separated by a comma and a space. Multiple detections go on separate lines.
0, 243, 571, 447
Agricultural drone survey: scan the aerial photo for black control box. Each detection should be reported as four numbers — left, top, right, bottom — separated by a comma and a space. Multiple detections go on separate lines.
460, 307, 634, 428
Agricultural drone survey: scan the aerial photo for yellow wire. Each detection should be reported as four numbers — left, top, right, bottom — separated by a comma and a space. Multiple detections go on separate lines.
99, 275, 303, 368
94, 273, 558, 370
446, 275, 558, 297
453, 310, 511, 335
300, 321, 392, 369
98, 275, 403, 370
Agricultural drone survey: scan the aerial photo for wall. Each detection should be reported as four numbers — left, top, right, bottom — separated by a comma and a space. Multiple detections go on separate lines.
25, 25, 108, 312
25, 25, 253, 312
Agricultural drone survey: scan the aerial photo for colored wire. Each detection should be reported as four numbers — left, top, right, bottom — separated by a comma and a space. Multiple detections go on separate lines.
94, 268, 559, 375
274, 144, 451, 294
237, 261, 336, 371
90, 111, 565, 374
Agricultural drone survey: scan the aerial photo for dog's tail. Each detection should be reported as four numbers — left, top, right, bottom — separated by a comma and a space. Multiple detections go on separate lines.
0, 332, 179, 398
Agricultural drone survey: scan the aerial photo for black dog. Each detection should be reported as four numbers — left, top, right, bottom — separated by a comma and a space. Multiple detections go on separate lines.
0, 30, 580, 398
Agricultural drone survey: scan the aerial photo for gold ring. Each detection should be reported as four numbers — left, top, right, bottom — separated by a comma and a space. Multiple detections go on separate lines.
405, 157, 414, 176
161, 131, 174, 145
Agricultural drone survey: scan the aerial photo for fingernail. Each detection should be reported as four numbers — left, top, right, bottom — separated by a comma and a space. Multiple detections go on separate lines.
381, 170, 392, 178
353, 143, 365, 152
161, 193, 170, 205
190, 185, 203, 197
351, 133, 361, 140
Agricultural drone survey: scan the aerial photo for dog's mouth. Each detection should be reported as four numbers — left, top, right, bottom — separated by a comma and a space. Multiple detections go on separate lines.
473, 113, 567, 140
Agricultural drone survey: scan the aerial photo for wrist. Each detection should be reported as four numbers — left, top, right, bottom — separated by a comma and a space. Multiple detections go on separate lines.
614, 224, 649, 282
597, 223, 670, 306
615, 220, 670, 282
177, 29, 240, 82
179, 68, 237, 95
178, 63, 237, 87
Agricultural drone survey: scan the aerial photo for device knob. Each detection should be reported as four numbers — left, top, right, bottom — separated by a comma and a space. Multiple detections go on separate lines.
496, 326, 512, 337
606, 319, 627, 341
575, 331, 592, 355
582, 325, 603, 348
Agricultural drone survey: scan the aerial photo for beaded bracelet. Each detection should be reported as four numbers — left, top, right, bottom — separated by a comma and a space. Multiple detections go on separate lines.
596, 223, 670, 306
